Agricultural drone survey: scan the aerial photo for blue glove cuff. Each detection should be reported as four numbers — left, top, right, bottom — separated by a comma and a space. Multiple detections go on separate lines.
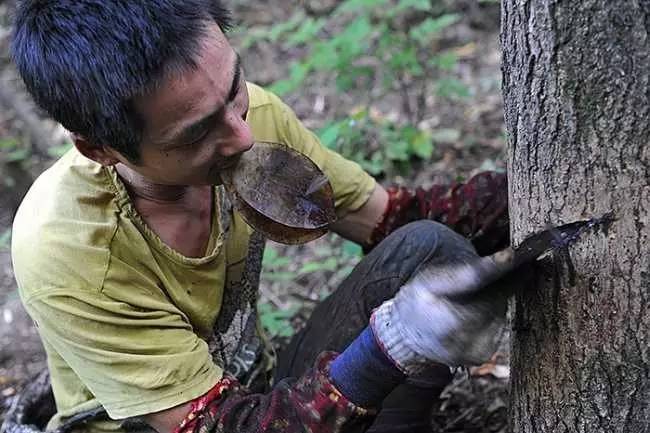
329, 326, 405, 408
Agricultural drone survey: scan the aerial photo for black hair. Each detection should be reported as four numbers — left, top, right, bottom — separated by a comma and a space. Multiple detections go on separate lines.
11, 0, 232, 162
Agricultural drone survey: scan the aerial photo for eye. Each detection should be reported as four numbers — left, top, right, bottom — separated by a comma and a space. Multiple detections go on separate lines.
185, 129, 210, 146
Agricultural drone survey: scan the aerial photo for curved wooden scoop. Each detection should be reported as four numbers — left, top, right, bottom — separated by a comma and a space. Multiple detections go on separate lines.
220, 141, 337, 244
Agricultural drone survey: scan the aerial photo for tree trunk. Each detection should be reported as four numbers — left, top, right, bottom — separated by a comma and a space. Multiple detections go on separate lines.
501, 1, 649, 432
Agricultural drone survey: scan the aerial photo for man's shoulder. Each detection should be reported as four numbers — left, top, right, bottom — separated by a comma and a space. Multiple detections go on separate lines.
245, 82, 300, 146
12, 148, 119, 299
13, 147, 118, 239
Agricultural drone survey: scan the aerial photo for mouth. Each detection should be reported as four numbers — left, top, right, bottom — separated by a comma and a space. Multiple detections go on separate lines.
217, 153, 244, 171
217, 141, 336, 244
212, 155, 243, 185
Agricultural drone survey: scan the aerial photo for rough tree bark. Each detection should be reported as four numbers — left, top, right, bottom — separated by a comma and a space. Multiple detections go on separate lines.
501, 1, 649, 432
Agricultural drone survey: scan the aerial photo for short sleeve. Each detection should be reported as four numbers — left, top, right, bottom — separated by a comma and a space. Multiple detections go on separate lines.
246, 83, 377, 217
24, 287, 222, 420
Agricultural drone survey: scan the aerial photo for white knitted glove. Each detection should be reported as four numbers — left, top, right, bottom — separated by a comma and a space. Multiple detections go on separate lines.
370, 250, 512, 374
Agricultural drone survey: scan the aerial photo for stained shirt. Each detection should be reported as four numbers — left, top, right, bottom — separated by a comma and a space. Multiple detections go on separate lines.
11, 82, 375, 433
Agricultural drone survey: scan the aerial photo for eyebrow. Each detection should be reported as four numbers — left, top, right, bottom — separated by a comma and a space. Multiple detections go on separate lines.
167, 52, 242, 146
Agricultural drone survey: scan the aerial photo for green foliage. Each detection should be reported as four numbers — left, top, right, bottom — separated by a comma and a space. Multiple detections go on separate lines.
47, 141, 73, 158
258, 302, 299, 338
256, 0, 467, 101
261, 246, 295, 282
318, 109, 437, 176
238, 0, 471, 177
341, 240, 363, 258
0, 137, 30, 163
1, 137, 72, 163
262, 242, 358, 283
259, 238, 364, 338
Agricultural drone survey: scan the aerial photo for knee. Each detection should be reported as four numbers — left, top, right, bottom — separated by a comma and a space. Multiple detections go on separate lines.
368, 220, 476, 276
385, 220, 471, 254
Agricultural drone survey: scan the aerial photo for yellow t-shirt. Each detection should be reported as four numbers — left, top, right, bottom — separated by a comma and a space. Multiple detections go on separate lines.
11, 83, 375, 432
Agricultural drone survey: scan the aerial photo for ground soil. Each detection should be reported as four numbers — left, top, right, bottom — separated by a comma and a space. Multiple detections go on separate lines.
0, 1, 511, 431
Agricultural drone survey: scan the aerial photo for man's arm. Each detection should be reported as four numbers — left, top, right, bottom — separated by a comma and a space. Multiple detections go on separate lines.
145, 403, 192, 433
332, 172, 510, 256
251, 86, 508, 253
329, 184, 388, 248
141, 330, 406, 433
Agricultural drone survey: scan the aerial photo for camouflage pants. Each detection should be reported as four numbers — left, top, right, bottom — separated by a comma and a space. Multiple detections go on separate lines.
4, 221, 465, 433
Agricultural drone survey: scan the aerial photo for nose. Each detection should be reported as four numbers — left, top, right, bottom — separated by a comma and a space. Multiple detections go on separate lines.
219, 111, 254, 157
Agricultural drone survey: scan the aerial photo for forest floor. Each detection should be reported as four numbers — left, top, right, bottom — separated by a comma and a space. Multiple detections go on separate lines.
0, 1, 511, 432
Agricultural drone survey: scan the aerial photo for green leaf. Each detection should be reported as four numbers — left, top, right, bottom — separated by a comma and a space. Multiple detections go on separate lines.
263, 247, 278, 263
262, 247, 292, 269
269, 13, 305, 42
264, 271, 297, 282
351, 109, 369, 122
286, 18, 326, 46
340, 16, 372, 49
47, 142, 73, 158
334, 66, 373, 92
267, 80, 292, 97
386, 140, 410, 161
360, 152, 386, 176
336, 0, 390, 14
436, 77, 471, 100
319, 122, 342, 149
387, 47, 422, 76
258, 302, 299, 338
0, 138, 19, 149
6, 148, 30, 162
268, 61, 312, 96
342, 240, 363, 258
429, 51, 458, 71
409, 15, 461, 45
409, 132, 434, 159
299, 257, 338, 274
0, 137, 29, 162
310, 41, 339, 70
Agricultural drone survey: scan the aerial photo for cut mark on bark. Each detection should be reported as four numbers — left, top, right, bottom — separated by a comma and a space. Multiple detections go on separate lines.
550, 212, 616, 288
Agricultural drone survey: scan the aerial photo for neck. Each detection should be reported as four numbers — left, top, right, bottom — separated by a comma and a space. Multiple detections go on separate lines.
116, 164, 193, 203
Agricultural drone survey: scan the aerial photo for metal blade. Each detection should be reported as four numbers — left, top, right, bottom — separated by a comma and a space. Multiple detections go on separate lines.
511, 220, 591, 267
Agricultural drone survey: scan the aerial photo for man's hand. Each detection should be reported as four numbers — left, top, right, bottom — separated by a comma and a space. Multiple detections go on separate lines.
331, 172, 509, 255
370, 223, 509, 373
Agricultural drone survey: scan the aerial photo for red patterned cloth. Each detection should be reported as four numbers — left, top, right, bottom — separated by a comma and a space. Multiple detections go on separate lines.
174, 353, 371, 433
370, 171, 509, 256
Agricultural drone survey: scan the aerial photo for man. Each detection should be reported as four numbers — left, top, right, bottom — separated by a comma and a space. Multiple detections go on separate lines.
8, 1, 509, 433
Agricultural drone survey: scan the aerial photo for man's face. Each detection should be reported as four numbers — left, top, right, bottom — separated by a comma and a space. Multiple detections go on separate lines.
121, 24, 253, 186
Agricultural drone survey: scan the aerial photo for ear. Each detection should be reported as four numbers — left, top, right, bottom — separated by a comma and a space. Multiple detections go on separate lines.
73, 135, 121, 166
